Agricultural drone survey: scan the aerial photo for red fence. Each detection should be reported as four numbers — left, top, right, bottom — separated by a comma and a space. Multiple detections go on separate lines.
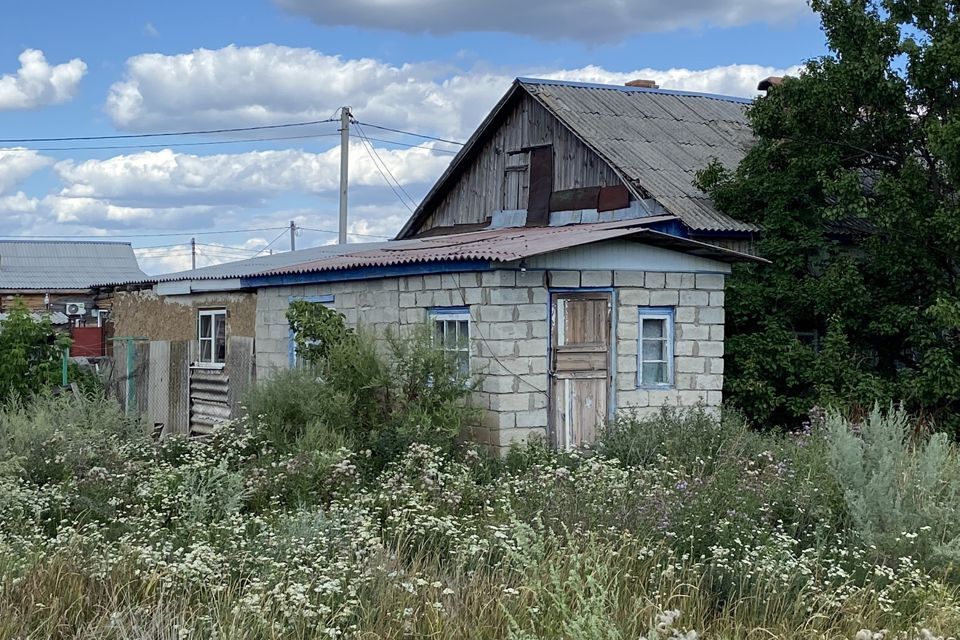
70, 326, 105, 357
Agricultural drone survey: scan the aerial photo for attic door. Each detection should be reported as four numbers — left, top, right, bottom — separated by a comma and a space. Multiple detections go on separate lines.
502, 151, 529, 210
550, 292, 612, 449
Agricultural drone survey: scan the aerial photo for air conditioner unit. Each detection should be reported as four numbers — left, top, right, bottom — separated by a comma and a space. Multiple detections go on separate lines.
65, 302, 86, 316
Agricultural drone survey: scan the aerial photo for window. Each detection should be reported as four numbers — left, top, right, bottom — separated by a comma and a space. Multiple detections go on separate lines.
288, 295, 335, 368
198, 309, 226, 365
638, 307, 674, 387
430, 307, 471, 377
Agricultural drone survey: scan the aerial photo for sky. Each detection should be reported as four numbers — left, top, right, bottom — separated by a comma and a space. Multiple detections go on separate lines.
0, 0, 827, 274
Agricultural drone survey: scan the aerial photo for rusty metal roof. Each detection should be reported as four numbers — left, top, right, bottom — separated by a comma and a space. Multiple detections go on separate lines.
254, 216, 763, 279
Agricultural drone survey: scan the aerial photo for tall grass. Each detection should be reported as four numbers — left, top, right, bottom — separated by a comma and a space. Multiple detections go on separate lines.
0, 386, 958, 638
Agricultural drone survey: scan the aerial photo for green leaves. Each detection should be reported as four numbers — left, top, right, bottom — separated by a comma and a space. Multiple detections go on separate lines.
0, 300, 70, 402
698, 0, 960, 429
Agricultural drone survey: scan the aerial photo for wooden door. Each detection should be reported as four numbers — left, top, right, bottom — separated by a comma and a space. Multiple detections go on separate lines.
550, 292, 612, 449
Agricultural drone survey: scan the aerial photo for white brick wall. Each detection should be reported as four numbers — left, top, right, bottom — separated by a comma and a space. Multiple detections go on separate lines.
255, 267, 726, 452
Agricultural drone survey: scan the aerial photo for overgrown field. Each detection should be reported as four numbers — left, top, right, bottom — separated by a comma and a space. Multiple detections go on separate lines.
1, 381, 960, 639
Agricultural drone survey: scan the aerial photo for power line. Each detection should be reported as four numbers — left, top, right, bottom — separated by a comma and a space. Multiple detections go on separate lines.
299, 226, 390, 240
11, 132, 341, 153
0, 118, 338, 144
0, 226, 287, 239
250, 229, 289, 258
350, 133, 460, 155
353, 123, 417, 212
353, 121, 465, 147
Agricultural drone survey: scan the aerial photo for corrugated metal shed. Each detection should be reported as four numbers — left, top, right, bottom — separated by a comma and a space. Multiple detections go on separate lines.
519, 79, 757, 233
0, 240, 146, 291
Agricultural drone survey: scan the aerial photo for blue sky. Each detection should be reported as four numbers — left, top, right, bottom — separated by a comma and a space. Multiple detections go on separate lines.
0, 0, 826, 273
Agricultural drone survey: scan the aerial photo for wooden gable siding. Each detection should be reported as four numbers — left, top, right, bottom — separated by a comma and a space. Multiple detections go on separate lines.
415, 93, 625, 235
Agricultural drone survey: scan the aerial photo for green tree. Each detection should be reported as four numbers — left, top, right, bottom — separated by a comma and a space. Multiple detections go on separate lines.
698, 0, 960, 428
0, 300, 71, 400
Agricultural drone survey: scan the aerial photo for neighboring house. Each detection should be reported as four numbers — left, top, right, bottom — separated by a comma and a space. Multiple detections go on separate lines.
108, 77, 766, 451
0, 240, 145, 356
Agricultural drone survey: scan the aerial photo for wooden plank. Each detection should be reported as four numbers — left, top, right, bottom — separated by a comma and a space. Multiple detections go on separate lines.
525, 145, 553, 227
597, 185, 631, 212
226, 336, 255, 419
168, 341, 191, 436
550, 186, 600, 212
147, 341, 170, 434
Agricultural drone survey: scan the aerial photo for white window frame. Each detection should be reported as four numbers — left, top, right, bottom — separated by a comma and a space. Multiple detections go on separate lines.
637, 307, 674, 388
430, 307, 471, 378
197, 308, 227, 368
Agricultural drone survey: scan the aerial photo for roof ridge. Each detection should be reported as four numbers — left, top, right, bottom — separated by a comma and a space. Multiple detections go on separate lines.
0, 239, 134, 246
516, 77, 754, 105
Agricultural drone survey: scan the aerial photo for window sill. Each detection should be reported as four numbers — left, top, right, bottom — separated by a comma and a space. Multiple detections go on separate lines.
190, 362, 226, 370
637, 383, 675, 391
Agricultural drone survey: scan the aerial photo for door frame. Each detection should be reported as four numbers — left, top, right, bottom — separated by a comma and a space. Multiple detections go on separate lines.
547, 288, 618, 448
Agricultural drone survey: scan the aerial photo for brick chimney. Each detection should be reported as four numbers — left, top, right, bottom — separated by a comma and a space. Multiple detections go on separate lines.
757, 76, 784, 92
625, 79, 659, 89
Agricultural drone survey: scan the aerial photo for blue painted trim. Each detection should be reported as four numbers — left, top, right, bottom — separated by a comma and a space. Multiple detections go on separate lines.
516, 77, 754, 105
287, 294, 335, 368
646, 219, 689, 238
242, 260, 491, 288
549, 287, 615, 294
637, 307, 675, 389
429, 306, 469, 316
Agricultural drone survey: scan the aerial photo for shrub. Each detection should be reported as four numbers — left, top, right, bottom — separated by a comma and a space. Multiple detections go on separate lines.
244, 323, 479, 473
0, 301, 72, 402
825, 404, 960, 565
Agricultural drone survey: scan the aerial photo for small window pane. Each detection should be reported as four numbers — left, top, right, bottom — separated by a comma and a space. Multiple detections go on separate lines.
642, 319, 664, 339
642, 362, 667, 384
456, 320, 469, 348
642, 339, 664, 361
200, 339, 212, 363
199, 314, 212, 339
214, 315, 226, 363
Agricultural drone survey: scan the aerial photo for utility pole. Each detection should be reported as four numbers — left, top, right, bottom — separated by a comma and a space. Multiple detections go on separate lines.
289, 220, 296, 251
190, 237, 196, 270
339, 106, 351, 245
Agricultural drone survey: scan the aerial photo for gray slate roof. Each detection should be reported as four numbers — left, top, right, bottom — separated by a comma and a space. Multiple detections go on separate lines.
398, 78, 758, 238
0, 241, 146, 290
519, 79, 757, 233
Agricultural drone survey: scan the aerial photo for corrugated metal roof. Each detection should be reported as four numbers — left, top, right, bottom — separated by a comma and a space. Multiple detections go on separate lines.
0, 311, 69, 325
519, 79, 758, 233
256, 217, 764, 279
397, 78, 759, 238
0, 241, 146, 290
122, 216, 764, 288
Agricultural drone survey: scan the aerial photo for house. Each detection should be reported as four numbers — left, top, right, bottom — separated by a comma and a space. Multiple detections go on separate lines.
0, 240, 145, 356
108, 77, 766, 451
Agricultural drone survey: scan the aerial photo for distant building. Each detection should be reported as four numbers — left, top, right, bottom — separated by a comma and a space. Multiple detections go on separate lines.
0, 240, 145, 356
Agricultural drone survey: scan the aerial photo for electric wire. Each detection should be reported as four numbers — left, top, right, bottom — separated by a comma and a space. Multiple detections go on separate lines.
0, 118, 339, 144
353, 123, 417, 212
14, 132, 341, 153
352, 121, 465, 146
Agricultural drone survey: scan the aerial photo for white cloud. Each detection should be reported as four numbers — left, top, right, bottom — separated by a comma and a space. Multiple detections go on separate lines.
543, 64, 803, 101
276, 0, 808, 42
105, 44, 796, 142
43, 142, 449, 230
0, 49, 87, 111
0, 148, 51, 194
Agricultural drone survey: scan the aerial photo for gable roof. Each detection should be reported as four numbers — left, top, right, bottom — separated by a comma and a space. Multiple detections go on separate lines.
0, 240, 145, 291
397, 77, 758, 239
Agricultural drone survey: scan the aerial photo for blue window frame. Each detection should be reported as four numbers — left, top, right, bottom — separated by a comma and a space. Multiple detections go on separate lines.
429, 306, 471, 378
638, 307, 674, 388
288, 294, 335, 368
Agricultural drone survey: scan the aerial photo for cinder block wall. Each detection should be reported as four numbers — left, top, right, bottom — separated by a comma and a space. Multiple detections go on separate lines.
255, 268, 724, 452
